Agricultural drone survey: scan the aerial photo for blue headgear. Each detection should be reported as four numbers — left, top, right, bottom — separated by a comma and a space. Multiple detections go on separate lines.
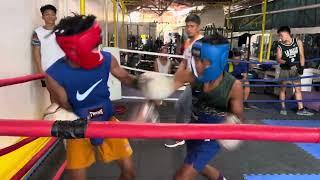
191, 40, 229, 82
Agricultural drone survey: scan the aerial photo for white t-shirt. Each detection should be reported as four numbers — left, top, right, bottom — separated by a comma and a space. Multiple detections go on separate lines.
183, 35, 203, 70
34, 26, 65, 71
156, 58, 171, 74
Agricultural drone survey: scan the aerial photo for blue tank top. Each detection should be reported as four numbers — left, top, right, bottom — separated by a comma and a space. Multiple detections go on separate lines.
46, 51, 113, 121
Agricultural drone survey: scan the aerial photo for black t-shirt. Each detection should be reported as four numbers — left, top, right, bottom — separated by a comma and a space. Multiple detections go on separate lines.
278, 38, 300, 69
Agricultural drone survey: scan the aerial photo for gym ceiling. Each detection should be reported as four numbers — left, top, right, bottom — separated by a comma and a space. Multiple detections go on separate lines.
122, 0, 270, 15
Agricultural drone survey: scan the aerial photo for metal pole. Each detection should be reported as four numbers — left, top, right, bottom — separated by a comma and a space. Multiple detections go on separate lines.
267, 33, 273, 60
137, 25, 139, 47
259, 0, 267, 62
103, 0, 108, 46
121, 3, 125, 48
120, 0, 128, 47
112, 0, 118, 47
227, 4, 231, 30
80, 0, 85, 15
127, 24, 129, 48
227, 4, 231, 41
247, 35, 252, 61
230, 28, 233, 48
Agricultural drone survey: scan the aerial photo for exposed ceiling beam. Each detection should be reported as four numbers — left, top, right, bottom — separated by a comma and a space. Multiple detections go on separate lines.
145, 0, 159, 9
124, 0, 239, 14
158, 0, 174, 16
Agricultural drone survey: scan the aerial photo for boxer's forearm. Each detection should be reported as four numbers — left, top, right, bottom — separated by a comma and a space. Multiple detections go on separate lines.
111, 56, 140, 89
46, 75, 72, 111
32, 46, 43, 73
126, 75, 140, 89
297, 40, 305, 66
173, 61, 194, 90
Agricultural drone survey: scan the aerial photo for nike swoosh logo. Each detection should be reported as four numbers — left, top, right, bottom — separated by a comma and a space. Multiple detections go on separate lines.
76, 79, 103, 101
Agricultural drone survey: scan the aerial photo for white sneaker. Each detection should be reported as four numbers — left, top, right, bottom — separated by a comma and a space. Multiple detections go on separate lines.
164, 140, 185, 148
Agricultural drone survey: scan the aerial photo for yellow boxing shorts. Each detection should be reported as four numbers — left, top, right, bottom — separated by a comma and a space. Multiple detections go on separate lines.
65, 117, 133, 170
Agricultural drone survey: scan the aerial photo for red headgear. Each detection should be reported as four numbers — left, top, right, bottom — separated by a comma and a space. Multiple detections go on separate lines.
56, 23, 103, 69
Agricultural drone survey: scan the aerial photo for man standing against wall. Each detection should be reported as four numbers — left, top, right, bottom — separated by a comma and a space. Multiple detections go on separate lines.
32, 4, 65, 101
165, 14, 203, 148
277, 26, 313, 116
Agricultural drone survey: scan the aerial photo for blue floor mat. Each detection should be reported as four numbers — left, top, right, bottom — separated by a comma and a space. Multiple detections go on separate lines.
263, 120, 320, 127
263, 120, 320, 159
254, 102, 298, 112
244, 174, 320, 180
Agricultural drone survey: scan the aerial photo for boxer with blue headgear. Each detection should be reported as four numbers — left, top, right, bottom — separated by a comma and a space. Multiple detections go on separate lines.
175, 35, 244, 180
190, 39, 229, 82
139, 34, 245, 180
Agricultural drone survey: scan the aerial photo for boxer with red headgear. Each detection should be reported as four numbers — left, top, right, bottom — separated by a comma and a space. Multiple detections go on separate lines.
46, 14, 136, 180
55, 22, 103, 69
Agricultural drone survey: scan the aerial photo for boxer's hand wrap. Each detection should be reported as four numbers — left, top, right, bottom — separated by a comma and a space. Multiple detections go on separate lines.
138, 72, 175, 100
44, 103, 85, 139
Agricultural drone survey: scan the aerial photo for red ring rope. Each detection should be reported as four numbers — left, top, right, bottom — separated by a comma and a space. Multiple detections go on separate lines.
53, 161, 66, 180
0, 120, 320, 143
0, 137, 38, 156
0, 73, 45, 87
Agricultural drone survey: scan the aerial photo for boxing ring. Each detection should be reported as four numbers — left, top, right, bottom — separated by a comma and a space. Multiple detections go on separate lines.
1, 49, 320, 179
1, 119, 320, 143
